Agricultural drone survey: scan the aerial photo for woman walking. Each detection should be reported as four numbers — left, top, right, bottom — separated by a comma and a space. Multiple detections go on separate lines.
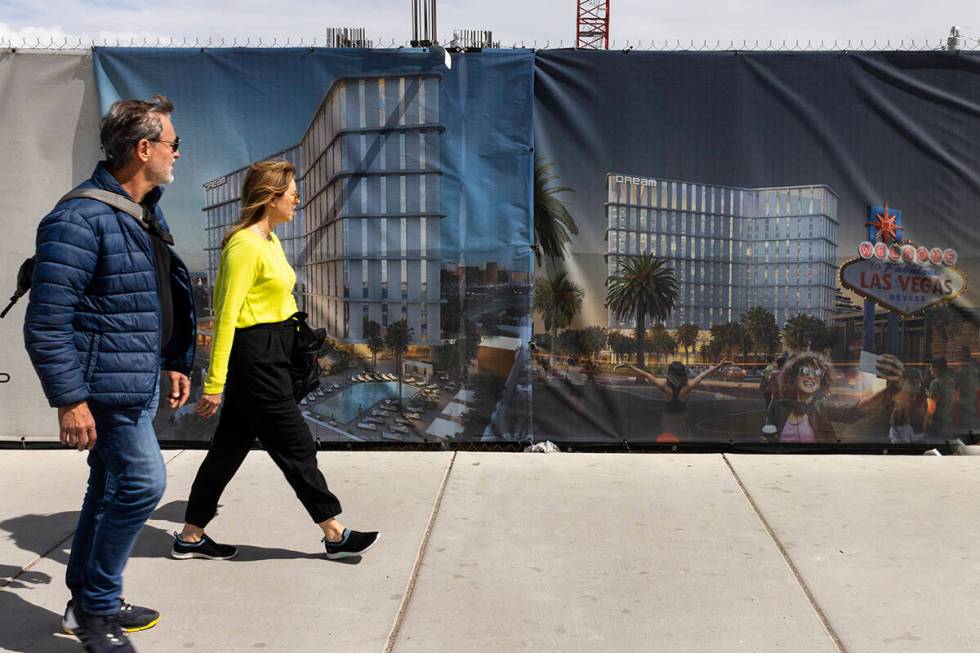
172, 160, 378, 561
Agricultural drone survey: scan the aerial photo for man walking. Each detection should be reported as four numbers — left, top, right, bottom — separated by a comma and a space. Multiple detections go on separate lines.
24, 95, 195, 652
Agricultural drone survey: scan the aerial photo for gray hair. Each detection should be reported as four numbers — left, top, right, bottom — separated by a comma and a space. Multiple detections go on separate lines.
100, 94, 174, 168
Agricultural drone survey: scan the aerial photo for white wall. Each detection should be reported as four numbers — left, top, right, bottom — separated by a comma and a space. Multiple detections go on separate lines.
0, 50, 103, 442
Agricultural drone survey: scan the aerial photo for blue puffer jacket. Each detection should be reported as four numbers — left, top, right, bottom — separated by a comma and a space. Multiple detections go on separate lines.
24, 163, 196, 410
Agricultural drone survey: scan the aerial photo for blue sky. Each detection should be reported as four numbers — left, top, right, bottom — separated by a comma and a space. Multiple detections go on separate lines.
1, 0, 977, 48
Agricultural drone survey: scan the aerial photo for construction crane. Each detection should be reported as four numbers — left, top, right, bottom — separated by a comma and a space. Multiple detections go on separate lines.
576, 0, 610, 49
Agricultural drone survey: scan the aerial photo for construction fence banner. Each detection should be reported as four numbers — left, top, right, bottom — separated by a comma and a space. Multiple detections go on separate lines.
532, 50, 980, 448
2, 48, 535, 444
5, 48, 980, 450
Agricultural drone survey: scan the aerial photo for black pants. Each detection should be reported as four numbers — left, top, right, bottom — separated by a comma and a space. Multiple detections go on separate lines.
185, 321, 342, 527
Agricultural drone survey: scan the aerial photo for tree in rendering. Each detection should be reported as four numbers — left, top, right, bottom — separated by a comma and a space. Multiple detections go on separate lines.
533, 271, 584, 371
533, 155, 580, 266
783, 313, 832, 353
650, 327, 677, 363
710, 322, 742, 361
741, 307, 780, 361
578, 326, 608, 364
607, 331, 633, 365
385, 320, 414, 409
676, 323, 700, 364
365, 320, 385, 371
605, 254, 677, 369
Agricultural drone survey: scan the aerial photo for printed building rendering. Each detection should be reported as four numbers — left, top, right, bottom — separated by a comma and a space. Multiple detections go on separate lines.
203, 74, 444, 346
298, 74, 444, 345
605, 174, 839, 328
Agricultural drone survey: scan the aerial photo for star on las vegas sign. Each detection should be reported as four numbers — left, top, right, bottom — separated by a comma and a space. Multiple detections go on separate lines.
866, 202, 904, 243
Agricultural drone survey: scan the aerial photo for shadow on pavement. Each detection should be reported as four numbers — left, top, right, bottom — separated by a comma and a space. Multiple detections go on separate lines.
0, 564, 77, 653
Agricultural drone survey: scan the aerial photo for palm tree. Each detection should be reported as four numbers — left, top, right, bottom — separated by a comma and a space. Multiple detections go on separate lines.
365, 320, 385, 371
533, 155, 580, 265
385, 320, 414, 409
676, 323, 700, 364
533, 271, 584, 370
605, 254, 677, 368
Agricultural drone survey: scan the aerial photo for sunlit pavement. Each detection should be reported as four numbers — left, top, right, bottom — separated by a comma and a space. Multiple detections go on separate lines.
3, 450, 980, 652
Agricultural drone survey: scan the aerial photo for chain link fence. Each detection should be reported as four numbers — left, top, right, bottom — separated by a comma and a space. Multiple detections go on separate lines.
3, 36, 980, 52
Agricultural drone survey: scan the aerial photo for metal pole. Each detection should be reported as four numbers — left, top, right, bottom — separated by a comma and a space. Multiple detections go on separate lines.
431, 0, 438, 44
411, 0, 417, 43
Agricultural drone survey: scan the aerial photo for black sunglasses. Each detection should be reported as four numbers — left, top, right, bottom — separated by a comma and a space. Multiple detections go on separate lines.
150, 136, 180, 153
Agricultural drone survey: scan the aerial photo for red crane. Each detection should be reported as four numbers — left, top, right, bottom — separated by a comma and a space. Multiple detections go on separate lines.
576, 0, 610, 49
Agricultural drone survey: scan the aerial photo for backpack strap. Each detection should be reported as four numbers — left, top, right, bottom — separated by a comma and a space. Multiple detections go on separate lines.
58, 188, 174, 245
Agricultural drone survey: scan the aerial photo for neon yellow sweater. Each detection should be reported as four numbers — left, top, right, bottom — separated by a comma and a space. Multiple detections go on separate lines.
203, 229, 298, 394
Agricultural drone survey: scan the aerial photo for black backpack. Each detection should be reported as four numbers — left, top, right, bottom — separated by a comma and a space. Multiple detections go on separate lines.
2, 188, 168, 319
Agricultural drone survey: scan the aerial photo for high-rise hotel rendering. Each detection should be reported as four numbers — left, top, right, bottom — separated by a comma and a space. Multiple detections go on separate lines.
298, 74, 444, 345
605, 174, 839, 328
202, 74, 444, 346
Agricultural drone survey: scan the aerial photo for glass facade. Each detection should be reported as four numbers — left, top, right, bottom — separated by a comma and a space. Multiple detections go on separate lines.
202, 146, 306, 308
605, 174, 838, 328
298, 74, 444, 345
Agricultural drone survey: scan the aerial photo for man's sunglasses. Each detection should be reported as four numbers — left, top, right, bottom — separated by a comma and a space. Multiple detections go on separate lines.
150, 136, 180, 153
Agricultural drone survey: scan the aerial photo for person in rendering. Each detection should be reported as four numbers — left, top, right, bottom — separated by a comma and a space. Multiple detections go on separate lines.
955, 346, 979, 432
924, 356, 956, 439
766, 351, 904, 444
24, 95, 194, 652
760, 354, 786, 412
172, 160, 379, 562
617, 359, 728, 440
889, 367, 928, 444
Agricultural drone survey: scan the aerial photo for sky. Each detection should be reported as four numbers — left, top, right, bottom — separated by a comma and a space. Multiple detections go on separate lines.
1, 0, 978, 50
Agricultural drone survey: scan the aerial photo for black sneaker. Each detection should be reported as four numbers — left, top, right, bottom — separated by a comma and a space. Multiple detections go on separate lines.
64, 598, 160, 634
170, 532, 238, 560
72, 606, 134, 653
323, 529, 380, 560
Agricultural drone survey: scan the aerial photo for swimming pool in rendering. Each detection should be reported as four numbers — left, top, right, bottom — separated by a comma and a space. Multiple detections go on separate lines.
308, 382, 419, 424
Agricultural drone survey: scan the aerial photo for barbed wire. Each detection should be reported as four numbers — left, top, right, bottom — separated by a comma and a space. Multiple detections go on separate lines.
2, 36, 979, 52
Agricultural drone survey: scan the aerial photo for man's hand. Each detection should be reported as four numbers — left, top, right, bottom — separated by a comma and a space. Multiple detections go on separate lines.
58, 401, 97, 451
165, 371, 191, 409
195, 393, 223, 419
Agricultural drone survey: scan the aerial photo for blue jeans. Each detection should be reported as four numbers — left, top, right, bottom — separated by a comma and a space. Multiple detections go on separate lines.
66, 387, 165, 615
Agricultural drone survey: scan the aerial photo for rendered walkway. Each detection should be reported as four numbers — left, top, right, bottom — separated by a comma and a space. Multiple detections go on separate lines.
1, 451, 978, 652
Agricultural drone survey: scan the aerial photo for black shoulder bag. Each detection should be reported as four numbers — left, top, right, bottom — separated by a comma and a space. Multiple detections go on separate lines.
290, 312, 327, 402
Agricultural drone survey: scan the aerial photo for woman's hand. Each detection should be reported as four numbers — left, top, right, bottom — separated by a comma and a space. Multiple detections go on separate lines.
876, 354, 904, 388
195, 393, 223, 419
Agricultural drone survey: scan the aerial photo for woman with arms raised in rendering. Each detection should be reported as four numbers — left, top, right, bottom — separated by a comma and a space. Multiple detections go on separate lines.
618, 360, 728, 441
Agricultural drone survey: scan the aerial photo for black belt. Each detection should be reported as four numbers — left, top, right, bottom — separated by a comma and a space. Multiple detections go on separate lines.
237, 317, 297, 332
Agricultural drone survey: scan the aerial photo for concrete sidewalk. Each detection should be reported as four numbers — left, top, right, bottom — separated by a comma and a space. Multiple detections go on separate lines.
1, 451, 979, 652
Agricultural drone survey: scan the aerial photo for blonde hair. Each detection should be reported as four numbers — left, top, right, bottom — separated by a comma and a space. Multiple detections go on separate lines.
221, 159, 295, 248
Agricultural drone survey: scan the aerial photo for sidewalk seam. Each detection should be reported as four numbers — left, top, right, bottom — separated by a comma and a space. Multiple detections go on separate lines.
383, 451, 457, 653
722, 454, 847, 653
164, 449, 185, 464
0, 449, 187, 590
